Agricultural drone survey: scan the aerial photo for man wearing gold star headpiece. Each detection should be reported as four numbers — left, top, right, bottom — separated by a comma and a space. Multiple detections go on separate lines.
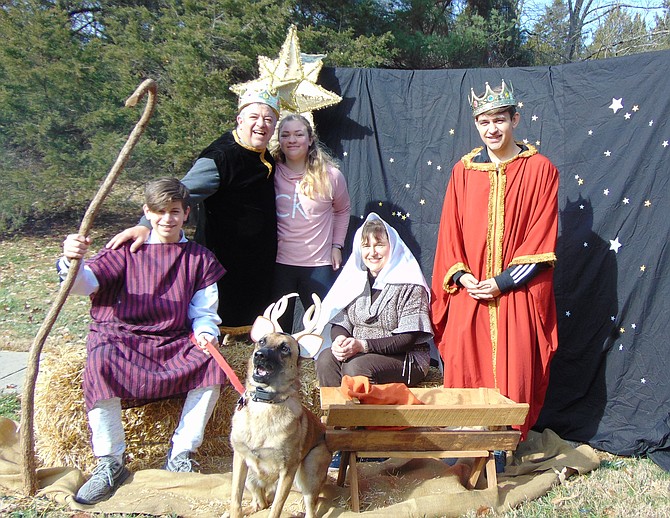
107, 88, 281, 328
431, 79, 559, 442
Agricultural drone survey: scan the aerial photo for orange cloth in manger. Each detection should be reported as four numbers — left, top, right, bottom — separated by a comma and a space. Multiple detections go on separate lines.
340, 376, 423, 430
339, 375, 424, 405
339, 375, 424, 430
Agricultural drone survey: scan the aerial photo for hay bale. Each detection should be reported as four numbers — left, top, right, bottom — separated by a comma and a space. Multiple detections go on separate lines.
35, 339, 323, 474
34, 337, 435, 474
418, 366, 443, 388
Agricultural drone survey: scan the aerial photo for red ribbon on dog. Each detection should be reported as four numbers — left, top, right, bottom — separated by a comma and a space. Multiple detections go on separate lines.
190, 334, 246, 395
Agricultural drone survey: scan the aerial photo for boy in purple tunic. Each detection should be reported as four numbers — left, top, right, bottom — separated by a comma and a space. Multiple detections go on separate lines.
57, 178, 227, 505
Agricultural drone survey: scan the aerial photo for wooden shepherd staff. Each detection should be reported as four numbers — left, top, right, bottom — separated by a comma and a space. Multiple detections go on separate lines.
19, 78, 158, 495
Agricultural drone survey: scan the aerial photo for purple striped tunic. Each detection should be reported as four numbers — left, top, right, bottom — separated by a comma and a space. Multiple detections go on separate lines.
82, 241, 226, 411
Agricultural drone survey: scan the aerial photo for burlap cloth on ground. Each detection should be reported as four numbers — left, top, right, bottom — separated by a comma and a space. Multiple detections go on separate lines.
0, 417, 600, 517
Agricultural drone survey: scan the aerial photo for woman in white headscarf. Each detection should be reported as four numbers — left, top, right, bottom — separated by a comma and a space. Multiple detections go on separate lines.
315, 213, 433, 387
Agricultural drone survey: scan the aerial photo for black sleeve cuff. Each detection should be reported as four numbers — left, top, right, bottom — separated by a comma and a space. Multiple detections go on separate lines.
452, 270, 466, 287
494, 270, 515, 293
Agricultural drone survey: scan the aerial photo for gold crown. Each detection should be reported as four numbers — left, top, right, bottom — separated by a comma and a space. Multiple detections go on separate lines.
468, 80, 516, 117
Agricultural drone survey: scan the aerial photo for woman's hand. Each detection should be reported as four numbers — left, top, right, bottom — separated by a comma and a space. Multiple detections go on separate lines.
331, 247, 343, 270
331, 335, 365, 361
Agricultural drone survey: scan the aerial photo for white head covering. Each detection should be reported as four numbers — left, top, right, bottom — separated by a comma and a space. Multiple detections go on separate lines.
314, 213, 429, 356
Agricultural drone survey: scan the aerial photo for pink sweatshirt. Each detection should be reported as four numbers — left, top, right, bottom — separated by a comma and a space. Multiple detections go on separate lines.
275, 162, 351, 267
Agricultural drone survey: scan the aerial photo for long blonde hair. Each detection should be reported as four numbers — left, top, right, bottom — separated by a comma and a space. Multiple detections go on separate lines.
273, 114, 336, 200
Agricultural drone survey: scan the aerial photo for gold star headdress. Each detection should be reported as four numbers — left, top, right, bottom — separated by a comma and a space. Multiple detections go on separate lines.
230, 25, 342, 117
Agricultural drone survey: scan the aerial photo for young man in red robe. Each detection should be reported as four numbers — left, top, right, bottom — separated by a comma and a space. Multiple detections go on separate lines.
431, 80, 559, 441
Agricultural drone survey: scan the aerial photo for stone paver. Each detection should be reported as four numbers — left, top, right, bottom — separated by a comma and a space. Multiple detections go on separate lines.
0, 351, 29, 394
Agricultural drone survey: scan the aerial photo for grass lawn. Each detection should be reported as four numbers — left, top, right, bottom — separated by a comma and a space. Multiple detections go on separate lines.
1, 209, 669, 517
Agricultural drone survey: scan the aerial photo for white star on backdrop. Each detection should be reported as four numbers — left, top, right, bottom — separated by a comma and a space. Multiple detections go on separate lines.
610, 237, 622, 253
623, 198, 629, 204
609, 98, 623, 113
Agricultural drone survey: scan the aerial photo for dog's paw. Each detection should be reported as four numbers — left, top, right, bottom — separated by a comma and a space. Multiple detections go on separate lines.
248, 503, 265, 513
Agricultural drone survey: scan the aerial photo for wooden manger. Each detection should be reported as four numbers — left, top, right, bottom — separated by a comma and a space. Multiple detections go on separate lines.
320, 386, 529, 512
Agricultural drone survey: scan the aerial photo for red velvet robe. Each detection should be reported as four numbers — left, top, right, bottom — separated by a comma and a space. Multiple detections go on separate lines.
430, 144, 558, 438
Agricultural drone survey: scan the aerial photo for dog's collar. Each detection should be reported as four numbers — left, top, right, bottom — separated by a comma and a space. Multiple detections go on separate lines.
247, 387, 288, 404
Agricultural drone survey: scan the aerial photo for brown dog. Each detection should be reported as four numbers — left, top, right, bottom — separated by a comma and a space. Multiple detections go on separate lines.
229, 294, 331, 518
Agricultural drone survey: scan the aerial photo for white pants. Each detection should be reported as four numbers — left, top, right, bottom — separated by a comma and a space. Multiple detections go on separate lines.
88, 385, 221, 463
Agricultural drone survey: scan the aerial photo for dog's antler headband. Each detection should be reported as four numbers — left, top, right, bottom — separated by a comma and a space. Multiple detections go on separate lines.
251, 293, 324, 358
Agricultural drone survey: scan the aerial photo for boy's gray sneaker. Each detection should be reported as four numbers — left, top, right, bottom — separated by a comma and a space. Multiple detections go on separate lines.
74, 455, 130, 505
164, 450, 199, 472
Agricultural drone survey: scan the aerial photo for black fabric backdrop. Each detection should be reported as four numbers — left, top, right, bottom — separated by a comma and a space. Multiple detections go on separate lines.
312, 50, 670, 471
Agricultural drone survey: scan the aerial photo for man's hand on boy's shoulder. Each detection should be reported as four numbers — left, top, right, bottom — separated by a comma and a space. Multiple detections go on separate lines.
63, 234, 92, 260
106, 225, 150, 252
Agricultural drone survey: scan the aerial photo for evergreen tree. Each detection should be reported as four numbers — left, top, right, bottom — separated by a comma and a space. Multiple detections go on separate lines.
649, 0, 670, 50
586, 5, 650, 59
0, 0, 395, 231
384, 0, 530, 68
525, 0, 571, 65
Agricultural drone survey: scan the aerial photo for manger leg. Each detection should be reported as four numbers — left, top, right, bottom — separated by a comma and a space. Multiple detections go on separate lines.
485, 452, 498, 489
337, 451, 351, 486
349, 454, 360, 513
466, 456, 487, 490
